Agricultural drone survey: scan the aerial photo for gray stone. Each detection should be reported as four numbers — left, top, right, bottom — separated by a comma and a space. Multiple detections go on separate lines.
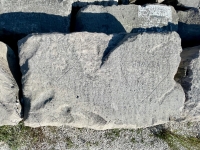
0, 0, 117, 40
178, 0, 200, 8
75, 4, 178, 34
19, 32, 184, 129
0, 0, 72, 37
0, 42, 21, 126
177, 9, 200, 48
177, 46, 200, 122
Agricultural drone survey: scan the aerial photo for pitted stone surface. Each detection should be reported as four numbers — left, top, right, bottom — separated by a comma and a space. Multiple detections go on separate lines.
178, 46, 200, 122
0, 42, 21, 126
177, 9, 200, 47
19, 32, 184, 129
75, 4, 178, 34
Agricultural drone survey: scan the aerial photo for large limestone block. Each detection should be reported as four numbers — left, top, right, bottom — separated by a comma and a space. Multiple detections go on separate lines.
177, 9, 200, 47
0, 42, 21, 125
178, 0, 200, 8
0, 0, 72, 36
19, 32, 184, 129
75, 4, 178, 34
177, 46, 200, 122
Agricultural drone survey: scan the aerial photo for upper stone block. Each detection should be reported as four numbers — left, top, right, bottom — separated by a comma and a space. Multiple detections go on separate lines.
19, 32, 184, 129
0, 0, 117, 39
75, 4, 178, 34
0, 0, 71, 35
0, 42, 21, 125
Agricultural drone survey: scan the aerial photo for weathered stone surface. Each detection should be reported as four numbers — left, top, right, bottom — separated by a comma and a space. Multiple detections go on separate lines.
75, 4, 178, 34
177, 9, 200, 48
0, 41, 21, 126
19, 32, 184, 129
178, 0, 200, 8
177, 46, 200, 122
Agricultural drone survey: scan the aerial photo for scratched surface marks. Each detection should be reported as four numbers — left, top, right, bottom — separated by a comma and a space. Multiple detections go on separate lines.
18, 32, 184, 129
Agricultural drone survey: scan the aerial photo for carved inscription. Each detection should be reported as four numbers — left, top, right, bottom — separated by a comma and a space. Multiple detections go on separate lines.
138, 5, 172, 28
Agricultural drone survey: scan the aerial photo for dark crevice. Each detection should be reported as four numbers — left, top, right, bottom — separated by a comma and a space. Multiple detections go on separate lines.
118, 0, 123, 5
1, 37, 24, 118
134, 0, 157, 5
70, 6, 82, 32
174, 46, 199, 103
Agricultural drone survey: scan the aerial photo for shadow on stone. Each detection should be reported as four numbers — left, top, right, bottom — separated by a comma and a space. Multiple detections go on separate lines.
75, 12, 127, 34
0, 12, 70, 51
178, 22, 200, 48
131, 22, 178, 33
75, 11, 178, 34
175, 46, 200, 102
72, 1, 118, 7
134, 0, 157, 5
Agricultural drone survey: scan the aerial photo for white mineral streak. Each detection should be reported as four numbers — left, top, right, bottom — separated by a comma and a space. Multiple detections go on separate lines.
138, 5, 172, 28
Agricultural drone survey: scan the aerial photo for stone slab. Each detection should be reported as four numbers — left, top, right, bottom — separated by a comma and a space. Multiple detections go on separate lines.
18, 32, 184, 129
177, 9, 200, 48
0, 41, 21, 126
75, 4, 178, 34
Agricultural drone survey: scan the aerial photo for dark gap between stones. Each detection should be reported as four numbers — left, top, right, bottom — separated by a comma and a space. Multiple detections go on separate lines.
0, 35, 24, 118
70, 6, 82, 32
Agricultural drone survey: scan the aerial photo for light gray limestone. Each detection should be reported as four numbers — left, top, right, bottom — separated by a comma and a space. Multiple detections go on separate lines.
0, 42, 21, 126
75, 4, 178, 34
18, 32, 184, 129
178, 0, 200, 8
177, 9, 200, 47
178, 46, 200, 122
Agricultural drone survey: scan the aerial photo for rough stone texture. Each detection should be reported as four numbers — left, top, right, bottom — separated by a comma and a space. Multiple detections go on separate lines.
0, 42, 21, 126
177, 9, 200, 48
177, 46, 200, 122
19, 32, 184, 129
75, 4, 178, 34
178, 0, 200, 8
